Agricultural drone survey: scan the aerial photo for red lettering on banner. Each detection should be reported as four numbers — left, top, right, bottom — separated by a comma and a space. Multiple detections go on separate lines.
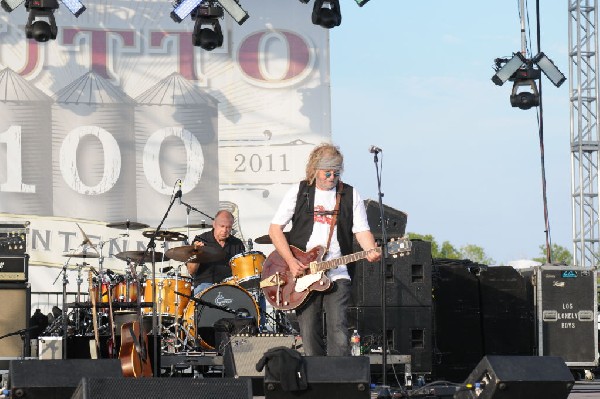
62, 28, 136, 79
150, 31, 197, 81
19, 41, 40, 76
238, 30, 311, 83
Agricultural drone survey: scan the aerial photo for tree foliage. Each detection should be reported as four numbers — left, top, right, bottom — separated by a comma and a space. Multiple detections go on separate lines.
407, 232, 495, 265
533, 243, 573, 265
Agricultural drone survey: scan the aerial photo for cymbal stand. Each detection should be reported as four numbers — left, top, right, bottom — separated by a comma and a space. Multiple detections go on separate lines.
52, 256, 71, 358
74, 262, 88, 334
180, 199, 214, 243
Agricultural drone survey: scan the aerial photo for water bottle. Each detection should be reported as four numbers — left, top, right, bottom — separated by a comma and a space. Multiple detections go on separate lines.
350, 329, 361, 356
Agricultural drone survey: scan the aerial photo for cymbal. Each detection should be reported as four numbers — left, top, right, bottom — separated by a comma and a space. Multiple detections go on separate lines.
63, 252, 100, 258
254, 232, 289, 245
254, 235, 272, 244
114, 251, 169, 263
142, 230, 187, 242
184, 223, 209, 229
165, 245, 225, 263
106, 221, 149, 230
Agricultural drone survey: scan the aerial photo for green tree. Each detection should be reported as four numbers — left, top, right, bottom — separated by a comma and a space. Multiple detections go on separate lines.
533, 244, 573, 265
460, 244, 495, 265
407, 233, 493, 263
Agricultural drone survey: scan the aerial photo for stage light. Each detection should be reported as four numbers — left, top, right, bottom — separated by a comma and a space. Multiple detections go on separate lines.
191, 5, 223, 51
492, 52, 526, 86
510, 79, 540, 110
533, 52, 566, 88
3, 0, 85, 42
24, 0, 59, 42
354, 0, 370, 6
171, 0, 247, 25
312, 0, 341, 29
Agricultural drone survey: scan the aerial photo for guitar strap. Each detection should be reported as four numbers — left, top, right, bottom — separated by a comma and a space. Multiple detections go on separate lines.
324, 180, 343, 256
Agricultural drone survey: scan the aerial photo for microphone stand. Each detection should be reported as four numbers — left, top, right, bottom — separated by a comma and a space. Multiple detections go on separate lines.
372, 150, 390, 392
140, 189, 180, 376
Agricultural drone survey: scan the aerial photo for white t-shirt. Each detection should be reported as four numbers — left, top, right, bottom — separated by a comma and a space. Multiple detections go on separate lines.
271, 182, 371, 281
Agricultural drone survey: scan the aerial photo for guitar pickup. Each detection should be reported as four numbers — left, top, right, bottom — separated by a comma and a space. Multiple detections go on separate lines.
260, 275, 286, 288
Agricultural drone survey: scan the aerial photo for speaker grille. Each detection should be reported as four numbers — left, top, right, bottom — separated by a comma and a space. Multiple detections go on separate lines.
225, 335, 300, 377
73, 377, 252, 399
0, 283, 30, 356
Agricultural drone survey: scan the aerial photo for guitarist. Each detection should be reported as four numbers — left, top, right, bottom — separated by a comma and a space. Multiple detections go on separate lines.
268, 143, 381, 356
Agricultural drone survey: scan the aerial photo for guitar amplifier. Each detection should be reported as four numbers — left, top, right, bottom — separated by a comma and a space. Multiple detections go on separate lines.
0, 255, 29, 282
0, 223, 29, 255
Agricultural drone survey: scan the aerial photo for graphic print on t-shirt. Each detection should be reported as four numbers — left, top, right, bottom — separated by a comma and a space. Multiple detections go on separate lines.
314, 205, 333, 225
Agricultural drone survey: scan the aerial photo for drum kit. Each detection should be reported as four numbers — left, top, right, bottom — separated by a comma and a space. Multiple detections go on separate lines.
46, 220, 273, 355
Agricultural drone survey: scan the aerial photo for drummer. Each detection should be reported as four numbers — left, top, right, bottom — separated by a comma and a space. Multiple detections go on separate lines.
186, 210, 245, 295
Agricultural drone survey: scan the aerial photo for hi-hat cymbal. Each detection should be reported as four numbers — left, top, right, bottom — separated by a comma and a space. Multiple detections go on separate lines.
106, 221, 149, 230
115, 251, 169, 263
63, 252, 100, 258
165, 245, 225, 263
142, 230, 187, 242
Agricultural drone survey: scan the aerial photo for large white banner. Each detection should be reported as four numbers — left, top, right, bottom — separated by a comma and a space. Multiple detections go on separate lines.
0, 0, 330, 297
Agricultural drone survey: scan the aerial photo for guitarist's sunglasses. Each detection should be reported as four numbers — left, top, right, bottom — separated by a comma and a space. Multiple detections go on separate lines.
324, 171, 341, 179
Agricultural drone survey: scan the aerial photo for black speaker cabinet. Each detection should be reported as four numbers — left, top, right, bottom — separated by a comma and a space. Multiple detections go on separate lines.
352, 240, 432, 307
363, 199, 407, 237
349, 306, 432, 373
454, 355, 574, 399
72, 377, 252, 399
0, 282, 30, 357
264, 356, 370, 399
9, 359, 123, 399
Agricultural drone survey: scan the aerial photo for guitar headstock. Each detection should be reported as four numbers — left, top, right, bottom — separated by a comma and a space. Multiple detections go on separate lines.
387, 236, 412, 258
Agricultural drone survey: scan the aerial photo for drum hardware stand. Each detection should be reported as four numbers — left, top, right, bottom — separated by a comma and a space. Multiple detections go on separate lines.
180, 198, 214, 244
53, 254, 72, 358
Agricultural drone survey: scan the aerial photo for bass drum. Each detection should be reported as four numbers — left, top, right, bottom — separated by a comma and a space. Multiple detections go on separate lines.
181, 283, 259, 350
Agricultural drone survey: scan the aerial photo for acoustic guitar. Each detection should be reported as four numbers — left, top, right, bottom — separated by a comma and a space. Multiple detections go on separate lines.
118, 262, 152, 377
260, 237, 412, 311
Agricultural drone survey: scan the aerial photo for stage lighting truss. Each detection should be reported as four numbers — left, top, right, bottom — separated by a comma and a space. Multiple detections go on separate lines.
171, 0, 248, 25
1, 0, 85, 42
492, 51, 565, 110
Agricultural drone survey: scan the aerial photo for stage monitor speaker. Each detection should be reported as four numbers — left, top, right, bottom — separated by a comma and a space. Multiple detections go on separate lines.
72, 377, 252, 399
264, 356, 370, 399
0, 282, 30, 357
454, 355, 574, 399
223, 335, 302, 396
9, 359, 123, 399
224, 335, 302, 378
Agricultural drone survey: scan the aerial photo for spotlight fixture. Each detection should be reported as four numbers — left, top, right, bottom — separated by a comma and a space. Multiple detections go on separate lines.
171, 0, 248, 25
191, 5, 223, 51
492, 50, 565, 110
1, 0, 85, 42
354, 0, 370, 6
312, 0, 341, 29
532, 52, 566, 88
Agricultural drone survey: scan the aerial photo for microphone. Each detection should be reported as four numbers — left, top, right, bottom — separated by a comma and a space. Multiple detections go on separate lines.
176, 180, 183, 205
369, 145, 382, 154
247, 238, 253, 251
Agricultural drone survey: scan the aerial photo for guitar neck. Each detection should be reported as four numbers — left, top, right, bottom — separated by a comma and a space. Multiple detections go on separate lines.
313, 247, 382, 273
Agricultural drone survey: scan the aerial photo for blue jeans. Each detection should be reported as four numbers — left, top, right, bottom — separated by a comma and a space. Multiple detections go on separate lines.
296, 278, 352, 356
193, 282, 212, 296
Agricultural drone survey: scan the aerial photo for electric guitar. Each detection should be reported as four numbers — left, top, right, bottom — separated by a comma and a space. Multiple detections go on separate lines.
260, 237, 412, 311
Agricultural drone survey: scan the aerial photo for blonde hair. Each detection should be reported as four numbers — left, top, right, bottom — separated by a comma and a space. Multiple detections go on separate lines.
305, 143, 344, 184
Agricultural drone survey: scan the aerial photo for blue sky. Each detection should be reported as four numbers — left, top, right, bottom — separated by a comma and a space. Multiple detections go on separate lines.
328, 2, 570, 264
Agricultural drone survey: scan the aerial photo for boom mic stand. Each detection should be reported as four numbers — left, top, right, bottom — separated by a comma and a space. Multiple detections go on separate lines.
140, 188, 180, 376
372, 149, 391, 393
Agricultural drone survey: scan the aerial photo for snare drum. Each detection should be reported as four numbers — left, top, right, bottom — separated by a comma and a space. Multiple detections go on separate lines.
181, 283, 259, 349
229, 251, 265, 289
142, 275, 192, 318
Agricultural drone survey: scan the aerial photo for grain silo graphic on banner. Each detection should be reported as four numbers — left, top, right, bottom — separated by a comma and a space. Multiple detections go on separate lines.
134, 73, 219, 227
52, 72, 137, 222
0, 68, 54, 216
